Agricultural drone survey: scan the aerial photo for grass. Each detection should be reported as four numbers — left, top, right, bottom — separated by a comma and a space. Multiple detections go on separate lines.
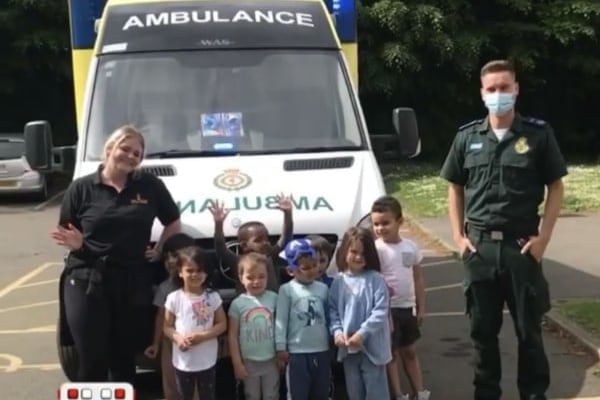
384, 162, 600, 218
562, 165, 600, 212
558, 298, 600, 339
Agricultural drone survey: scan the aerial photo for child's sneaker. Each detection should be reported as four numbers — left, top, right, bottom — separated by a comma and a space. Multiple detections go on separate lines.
416, 390, 431, 400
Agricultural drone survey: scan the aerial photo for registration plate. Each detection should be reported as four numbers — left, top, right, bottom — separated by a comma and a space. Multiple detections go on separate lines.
0, 180, 16, 187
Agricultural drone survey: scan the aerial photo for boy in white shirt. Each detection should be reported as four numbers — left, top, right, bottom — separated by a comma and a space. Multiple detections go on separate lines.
371, 196, 430, 400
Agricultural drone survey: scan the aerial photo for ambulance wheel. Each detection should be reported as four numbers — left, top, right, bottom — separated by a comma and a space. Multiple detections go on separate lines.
56, 318, 78, 381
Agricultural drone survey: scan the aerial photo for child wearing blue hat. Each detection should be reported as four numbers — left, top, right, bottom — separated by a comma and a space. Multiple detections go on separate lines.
274, 239, 331, 400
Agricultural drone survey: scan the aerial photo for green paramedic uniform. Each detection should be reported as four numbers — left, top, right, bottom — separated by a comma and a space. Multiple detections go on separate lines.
440, 114, 568, 400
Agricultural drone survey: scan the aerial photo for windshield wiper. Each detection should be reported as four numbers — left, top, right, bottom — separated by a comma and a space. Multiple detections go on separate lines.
145, 149, 238, 159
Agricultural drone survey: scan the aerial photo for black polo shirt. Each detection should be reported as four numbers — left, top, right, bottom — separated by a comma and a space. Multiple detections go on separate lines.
59, 166, 180, 267
440, 114, 568, 235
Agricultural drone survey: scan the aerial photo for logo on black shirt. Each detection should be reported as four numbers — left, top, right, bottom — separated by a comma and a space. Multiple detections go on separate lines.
131, 193, 148, 204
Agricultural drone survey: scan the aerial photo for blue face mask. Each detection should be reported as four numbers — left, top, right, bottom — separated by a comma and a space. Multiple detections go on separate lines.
483, 92, 515, 115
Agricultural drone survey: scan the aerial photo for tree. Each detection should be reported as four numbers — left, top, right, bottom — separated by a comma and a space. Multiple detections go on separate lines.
357, 0, 600, 159
0, 0, 74, 143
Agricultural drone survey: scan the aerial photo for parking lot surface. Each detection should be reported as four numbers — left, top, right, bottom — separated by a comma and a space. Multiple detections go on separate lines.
0, 202, 599, 399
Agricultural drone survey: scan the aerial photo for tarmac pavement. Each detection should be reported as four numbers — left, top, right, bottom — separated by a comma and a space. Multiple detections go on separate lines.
1, 196, 599, 400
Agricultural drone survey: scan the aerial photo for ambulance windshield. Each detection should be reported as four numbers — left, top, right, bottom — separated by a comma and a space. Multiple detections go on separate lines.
85, 49, 364, 160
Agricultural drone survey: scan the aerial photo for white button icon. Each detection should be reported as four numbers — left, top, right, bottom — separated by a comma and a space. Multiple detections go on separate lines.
81, 388, 93, 399
100, 388, 112, 399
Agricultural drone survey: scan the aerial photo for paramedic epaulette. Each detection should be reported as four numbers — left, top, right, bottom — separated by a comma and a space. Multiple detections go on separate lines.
458, 119, 483, 132
522, 117, 547, 127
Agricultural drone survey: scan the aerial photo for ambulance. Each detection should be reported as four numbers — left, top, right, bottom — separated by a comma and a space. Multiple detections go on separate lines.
23, 0, 421, 392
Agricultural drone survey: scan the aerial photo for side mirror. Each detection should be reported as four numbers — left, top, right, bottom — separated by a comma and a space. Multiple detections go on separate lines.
53, 146, 76, 173
24, 121, 53, 171
392, 108, 421, 158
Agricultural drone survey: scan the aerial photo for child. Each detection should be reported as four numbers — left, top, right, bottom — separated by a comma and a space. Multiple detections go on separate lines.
275, 239, 330, 400
228, 252, 279, 400
305, 234, 335, 287
371, 195, 429, 400
208, 194, 293, 292
163, 246, 228, 400
144, 233, 196, 400
305, 234, 337, 400
328, 227, 392, 400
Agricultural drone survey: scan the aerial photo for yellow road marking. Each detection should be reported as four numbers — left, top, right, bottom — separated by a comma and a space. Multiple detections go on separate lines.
0, 300, 58, 314
421, 259, 455, 267
425, 283, 462, 292
0, 354, 60, 372
0, 325, 55, 334
17, 278, 59, 289
426, 310, 510, 317
0, 262, 61, 299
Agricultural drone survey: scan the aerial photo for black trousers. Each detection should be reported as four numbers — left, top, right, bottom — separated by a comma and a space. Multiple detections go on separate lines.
63, 266, 136, 383
463, 232, 551, 400
175, 366, 216, 400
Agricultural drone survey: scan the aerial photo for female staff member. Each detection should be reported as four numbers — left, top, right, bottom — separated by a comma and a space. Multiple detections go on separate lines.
51, 125, 181, 383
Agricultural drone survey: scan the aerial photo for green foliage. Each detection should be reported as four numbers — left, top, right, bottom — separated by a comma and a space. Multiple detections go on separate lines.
0, 0, 74, 141
358, 0, 600, 160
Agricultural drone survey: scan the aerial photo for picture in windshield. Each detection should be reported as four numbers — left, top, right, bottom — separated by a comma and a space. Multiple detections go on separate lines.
200, 112, 244, 152
201, 112, 243, 137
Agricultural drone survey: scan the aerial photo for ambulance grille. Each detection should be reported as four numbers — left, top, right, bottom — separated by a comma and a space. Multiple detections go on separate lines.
283, 156, 354, 171
140, 165, 176, 177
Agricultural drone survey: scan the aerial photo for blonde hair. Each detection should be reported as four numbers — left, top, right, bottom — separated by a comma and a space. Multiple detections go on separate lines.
102, 125, 145, 163
238, 252, 269, 276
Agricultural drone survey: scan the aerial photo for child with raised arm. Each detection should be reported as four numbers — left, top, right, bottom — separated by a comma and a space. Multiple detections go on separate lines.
208, 194, 293, 292
144, 233, 196, 400
228, 253, 279, 400
329, 227, 392, 400
275, 239, 330, 400
371, 195, 429, 400
163, 246, 227, 400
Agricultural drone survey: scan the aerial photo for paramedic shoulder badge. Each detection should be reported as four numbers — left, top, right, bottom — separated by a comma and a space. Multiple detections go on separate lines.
213, 169, 252, 191
514, 137, 530, 154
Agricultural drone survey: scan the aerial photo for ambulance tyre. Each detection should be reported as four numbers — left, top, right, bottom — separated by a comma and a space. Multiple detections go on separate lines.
56, 318, 78, 381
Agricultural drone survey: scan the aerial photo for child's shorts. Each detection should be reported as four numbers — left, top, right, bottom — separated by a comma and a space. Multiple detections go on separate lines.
390, 307, 420, 349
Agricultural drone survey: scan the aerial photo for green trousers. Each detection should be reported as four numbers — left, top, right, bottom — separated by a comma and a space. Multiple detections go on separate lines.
462, 230, 551, 400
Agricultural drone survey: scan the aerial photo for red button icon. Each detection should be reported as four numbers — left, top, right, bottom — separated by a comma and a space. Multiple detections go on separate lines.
67, 388, 79, 399
115, 388, 126, 399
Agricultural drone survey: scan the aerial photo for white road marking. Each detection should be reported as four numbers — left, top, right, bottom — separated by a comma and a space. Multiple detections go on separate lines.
0, 300, 58, 314
0, 262, 61, 299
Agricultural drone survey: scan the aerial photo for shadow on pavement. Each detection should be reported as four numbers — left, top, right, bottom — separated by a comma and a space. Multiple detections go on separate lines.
421, 254, 600, 399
